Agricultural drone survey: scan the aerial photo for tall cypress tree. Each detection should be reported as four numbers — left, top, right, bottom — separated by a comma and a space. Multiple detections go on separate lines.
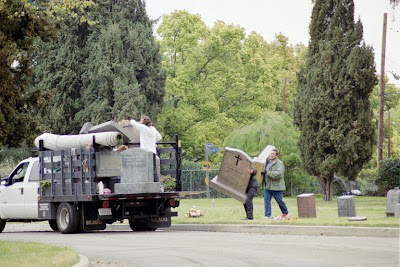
293, 0, 377, 201
31, 0, 166, 134
78, 0, 166, 125
31, 18, 90, 134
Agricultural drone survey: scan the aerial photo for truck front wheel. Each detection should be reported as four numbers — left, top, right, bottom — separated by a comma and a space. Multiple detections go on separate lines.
57, 203, 79, 234
0, 219, 6, 233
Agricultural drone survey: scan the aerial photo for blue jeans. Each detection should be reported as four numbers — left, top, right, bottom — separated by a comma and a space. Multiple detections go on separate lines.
153, 153, 159, 182
263, 189, 288, 217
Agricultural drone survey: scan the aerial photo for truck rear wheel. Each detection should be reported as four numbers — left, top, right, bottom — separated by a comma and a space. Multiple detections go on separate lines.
57, 203, 79, 234
0, 219, 6, 233
128, 219, 157, 231
48, 219, 58, 231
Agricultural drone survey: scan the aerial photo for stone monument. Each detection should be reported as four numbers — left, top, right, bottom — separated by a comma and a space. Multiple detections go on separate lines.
114, 148, 160, 193
385, 187, 400, 217
210, 147, 253, 203
337, 195, 356, 217
297, 193, 317, 218
394, 204, 400, 218
253, 145, 275, 184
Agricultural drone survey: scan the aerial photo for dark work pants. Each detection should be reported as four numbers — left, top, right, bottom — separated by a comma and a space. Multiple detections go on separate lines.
243, 187, 257, 219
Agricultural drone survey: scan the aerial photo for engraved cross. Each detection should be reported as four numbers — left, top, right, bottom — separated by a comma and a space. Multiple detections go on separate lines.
235, 155, 242, 166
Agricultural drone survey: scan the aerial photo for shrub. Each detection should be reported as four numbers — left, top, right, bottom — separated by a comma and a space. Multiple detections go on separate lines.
160, 175, 176, 190
284, 168, 319, 196
356, 168, 378, 196
376, 158, 400, 196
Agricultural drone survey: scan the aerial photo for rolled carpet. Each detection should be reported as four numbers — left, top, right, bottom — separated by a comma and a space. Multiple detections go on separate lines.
34, 132, 123, 150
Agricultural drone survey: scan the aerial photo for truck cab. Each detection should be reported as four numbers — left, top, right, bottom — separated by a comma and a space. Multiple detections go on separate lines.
0, 158, 40, 220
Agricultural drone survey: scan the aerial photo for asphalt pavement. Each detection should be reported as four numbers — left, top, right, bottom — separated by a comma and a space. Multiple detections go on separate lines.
2, 222, 399, 267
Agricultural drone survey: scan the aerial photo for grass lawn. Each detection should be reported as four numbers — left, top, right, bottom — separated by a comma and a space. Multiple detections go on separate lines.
172, 195, 400, 227
0, 240, 79, 267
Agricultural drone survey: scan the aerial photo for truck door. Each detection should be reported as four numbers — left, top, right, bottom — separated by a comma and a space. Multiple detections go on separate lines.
0, 162, 29, 219
23, 161, 39, 219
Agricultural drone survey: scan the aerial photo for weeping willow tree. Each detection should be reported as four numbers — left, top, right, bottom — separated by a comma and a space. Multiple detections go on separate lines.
223, 111, 299, 159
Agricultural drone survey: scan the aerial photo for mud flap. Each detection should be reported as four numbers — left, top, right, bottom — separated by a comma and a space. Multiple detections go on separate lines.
80, 203, 106, 231
146, 216, 171, 229
38, 203, 56, 219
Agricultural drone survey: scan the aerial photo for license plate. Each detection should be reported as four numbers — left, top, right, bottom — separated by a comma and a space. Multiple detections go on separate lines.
98, 208, 112, 216
151, 217, 169, 222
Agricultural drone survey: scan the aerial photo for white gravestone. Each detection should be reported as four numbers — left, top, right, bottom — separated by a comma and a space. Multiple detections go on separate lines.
253, 145, 275, 184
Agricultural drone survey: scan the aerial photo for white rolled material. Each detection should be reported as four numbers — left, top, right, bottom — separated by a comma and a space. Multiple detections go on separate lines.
34, 132, 122, 150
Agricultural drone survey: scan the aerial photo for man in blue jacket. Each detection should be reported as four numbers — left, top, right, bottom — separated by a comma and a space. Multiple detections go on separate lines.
261, 149, 289, 218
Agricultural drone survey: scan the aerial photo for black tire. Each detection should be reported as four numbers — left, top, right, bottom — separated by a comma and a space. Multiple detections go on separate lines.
0, 219, 6, 233
128, 219, 157, 231
48, 219, 58, 231
56, 203, 79, 234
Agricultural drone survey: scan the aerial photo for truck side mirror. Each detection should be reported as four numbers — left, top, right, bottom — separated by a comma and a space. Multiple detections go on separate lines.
1, 177, 10, 186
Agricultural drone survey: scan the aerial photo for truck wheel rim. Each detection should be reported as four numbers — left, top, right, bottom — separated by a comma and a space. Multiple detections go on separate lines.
59, 208, 69, 229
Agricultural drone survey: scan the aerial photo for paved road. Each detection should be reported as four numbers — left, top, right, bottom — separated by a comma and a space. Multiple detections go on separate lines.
0, 228, 398, 266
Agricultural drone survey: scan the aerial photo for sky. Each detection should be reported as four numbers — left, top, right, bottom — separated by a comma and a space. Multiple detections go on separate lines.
145, 0, 400, 86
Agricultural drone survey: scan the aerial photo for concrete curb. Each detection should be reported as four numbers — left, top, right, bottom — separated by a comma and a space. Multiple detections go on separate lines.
169, 224, 400, 238
102, 223, 400, 238
71, 254, 89, 267
103, 223, 400, 238
3, 223, 399, 238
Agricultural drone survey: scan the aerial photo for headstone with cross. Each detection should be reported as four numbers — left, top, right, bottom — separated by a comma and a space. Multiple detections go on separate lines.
210, 147, 253, 203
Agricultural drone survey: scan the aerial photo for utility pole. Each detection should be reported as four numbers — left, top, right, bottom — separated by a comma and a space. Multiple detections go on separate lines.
377, 13, 387, 166
205, 143, 210, 198
388, 111, 391, 158
282, 78, 287, 113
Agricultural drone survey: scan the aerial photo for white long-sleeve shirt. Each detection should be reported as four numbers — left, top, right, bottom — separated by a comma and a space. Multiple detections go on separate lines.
130, 119, 162, 154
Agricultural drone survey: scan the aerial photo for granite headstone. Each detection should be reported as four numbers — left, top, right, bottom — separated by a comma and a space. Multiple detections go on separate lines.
297, 193, 317, 218
114, 148, 160, 193
210, 147, 253, 203
337, 195, 356, 217
394, 203, 400, 218
385, 187, 400, 217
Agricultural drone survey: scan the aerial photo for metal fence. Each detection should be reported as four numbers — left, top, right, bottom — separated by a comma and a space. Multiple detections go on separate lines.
181, 169, 320, 198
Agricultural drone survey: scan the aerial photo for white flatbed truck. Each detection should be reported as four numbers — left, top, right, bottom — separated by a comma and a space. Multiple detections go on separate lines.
0, 136, 184, 234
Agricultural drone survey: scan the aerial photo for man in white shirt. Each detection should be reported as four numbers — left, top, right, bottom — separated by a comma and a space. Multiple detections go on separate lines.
130, 116, 162, 182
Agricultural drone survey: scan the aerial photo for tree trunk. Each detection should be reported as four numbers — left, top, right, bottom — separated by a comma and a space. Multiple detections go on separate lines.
319, 176, 333, 201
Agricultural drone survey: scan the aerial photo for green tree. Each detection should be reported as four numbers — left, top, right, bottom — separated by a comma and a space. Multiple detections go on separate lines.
31, 0, 166, 134
0, 0, 96, 147
368, 80, 400, 162
223, 111, 299, 159
0, 0, 54, 148
31, 16, 91, 134
293, 0, 378, 201
157, 11, 301, 160
222, 111, 317, 195
78, 0, 166, 126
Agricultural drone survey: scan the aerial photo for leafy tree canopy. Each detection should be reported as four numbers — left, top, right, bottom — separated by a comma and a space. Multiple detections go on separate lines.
157, 10, 304, 160
222, 111, 299, 160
